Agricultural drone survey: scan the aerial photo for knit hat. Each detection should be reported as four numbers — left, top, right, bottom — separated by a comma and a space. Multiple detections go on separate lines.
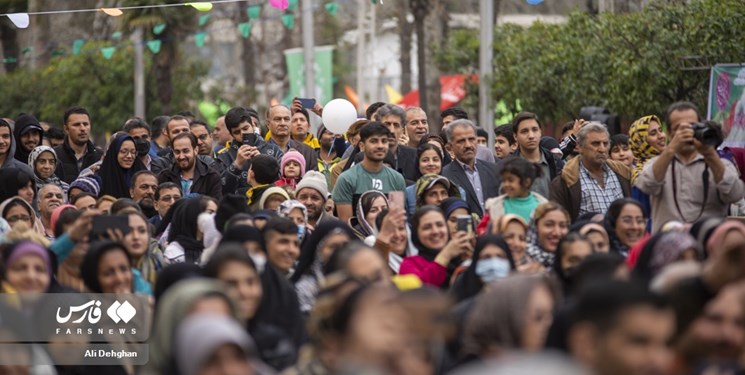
69, 176, 101, 197
258, 186, 290, 209
280, 150, 307, 178
295, 171, 329, 200
439, 197, 469, 219
6, 241, 52, 279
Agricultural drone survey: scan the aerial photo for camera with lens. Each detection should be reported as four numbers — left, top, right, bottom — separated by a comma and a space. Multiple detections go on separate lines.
691, 121, 723, 148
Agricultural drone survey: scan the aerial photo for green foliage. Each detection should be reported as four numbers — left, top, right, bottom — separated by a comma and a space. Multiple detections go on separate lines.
435, 0, 745, 126
0, 42, 207, 134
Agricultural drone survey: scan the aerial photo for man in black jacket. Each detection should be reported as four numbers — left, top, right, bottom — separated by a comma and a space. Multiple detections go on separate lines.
54, 106, 103, 184
512, 111, 563, 198
157, 133, 222, 200
266, 105, 318, 173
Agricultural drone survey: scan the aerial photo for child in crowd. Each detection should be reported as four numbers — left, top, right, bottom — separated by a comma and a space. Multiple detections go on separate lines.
485, 156, 548, 223
609, 134, 634, 168
276, 150, 306, 191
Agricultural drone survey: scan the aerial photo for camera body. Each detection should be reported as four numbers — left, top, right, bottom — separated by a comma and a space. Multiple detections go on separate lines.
691, 121, 723, 148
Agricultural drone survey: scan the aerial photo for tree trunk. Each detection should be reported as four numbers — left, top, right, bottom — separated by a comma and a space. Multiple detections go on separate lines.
398, 0, 413, 94
28, 0, 50, 68
0, 21, 19, 73
423, 1, 445, 132
155, 35, 175, 114
238, 1, 256, 90
412, 0, 429, 117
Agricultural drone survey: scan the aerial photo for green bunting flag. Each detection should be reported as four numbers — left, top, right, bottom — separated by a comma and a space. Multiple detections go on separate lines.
287, 0, 298, 11
195, 32, 207, 48
111, 31, 123, 40
21, 47, 32, 55
101, 47, 116, 60
72, 39, 85, 55
238, 22, 251, 38
52, 49, 65, 57
325, 2, 338, 15
153, 23, 166, 35
2, 58, 17, 63
146, 40, 162, 53
281, 14, 294, 29
247, 5, 261, 20
199, 14, 210, 26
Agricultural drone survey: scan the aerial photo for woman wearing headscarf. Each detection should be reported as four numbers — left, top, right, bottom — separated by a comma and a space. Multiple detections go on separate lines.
629, 115, 666, 230
174, 314, 273, 375
96, 133, 146, 199
604, 198, 648, 257
400, 206, 473, 288
703, 219, 745, 258
205, 244, 296, 371
525, 202, 570, 269
120, 210, 165, 288
1, 240, 57, 295
0, 196, 42, 234
290, 221, 356, 314
164, 198, 205, 264
552, 232, 595, 296
142, 279, 236, 375
28, 146, 69, 195
459, 275, 557, 366
451, 235, 516, 303
349, 190, 388, 240
0, 168, 36, 206
631, 231, 701, 286
491, 214, 537, 272
278, 199, 309, 240
370, 208, 418, 274
570, 221, 610, 253
80, 241, 152, 295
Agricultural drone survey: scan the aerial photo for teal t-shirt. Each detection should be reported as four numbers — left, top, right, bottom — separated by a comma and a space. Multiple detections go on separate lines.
332, 163, 406, 211
503, 194, 540, 222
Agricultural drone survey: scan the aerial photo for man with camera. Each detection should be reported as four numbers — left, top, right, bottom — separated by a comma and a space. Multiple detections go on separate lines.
636, 102, 745, 233
218, 106, 283, 196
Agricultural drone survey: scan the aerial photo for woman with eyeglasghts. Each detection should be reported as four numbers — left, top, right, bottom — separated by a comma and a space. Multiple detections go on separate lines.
604, 198, 648, 257
97, 133, 146, 199
0, 196, 42, 233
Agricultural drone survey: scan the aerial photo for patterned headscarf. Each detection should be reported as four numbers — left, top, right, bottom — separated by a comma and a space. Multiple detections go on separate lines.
28, 146, 69, 193
278, 199, 308, 223
629, 115, 663, 183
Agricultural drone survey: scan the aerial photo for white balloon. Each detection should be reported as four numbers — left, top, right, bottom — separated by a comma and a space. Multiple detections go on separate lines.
322, 99, 358, 135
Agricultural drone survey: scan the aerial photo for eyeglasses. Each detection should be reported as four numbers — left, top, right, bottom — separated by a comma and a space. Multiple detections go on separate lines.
159, 195, 181, 202
119, 149, 137, 157
6, 215, 31, 223
619, 217, 648, 226
195, 134, 210, 141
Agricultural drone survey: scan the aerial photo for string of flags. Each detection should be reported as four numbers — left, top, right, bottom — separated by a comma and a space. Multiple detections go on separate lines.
1, 0, 370, 63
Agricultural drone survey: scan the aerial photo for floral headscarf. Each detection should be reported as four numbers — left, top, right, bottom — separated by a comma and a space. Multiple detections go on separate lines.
28, 146, 69, 194
278, 199, 308, 223
629, 115, 663, 184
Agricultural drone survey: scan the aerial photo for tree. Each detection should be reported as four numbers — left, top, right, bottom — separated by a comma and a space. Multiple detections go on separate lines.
0, 0, 26, 73
435, 0, 745, 131
120, 0, 199, 114
397, 0, 413, 93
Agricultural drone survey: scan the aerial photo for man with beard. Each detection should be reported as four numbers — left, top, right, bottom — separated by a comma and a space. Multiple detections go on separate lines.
441, 120, 502, 217
150, 182, 182, 227
332, 123, 406, 222
296, 171, 332, 227
672, 284, 745, 374
13, 113, 44, 164
189, 120, 215, 157
54, 106, 103, 184
266, 105, 317, 173
0, 119, 33, 173
129, 171, 159, 218
38, 184, 65, 240
157, 133, 222, 200
374, 104, 418, 182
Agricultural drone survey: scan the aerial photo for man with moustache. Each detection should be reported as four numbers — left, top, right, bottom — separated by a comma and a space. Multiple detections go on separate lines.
129, 171, 159, 218
38, 184, 65, 240
296, 171, 332, 227
54, 106, 103, 184
157, 133, 222, 200
267, 105, 317, 172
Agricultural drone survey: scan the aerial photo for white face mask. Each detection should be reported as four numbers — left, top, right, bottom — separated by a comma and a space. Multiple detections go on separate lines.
475, 257, 510, 283
250, 254, 267, 273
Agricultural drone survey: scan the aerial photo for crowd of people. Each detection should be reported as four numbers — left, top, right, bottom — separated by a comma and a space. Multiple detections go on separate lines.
1, 98, 745, 375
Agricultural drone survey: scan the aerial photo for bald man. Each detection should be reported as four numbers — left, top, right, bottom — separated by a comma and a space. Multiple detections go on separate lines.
266, 105, 318, 172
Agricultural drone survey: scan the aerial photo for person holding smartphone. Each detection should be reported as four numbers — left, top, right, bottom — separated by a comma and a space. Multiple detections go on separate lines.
218, 107, 283, 196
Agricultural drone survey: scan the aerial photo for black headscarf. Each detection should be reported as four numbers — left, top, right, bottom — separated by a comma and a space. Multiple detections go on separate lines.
290, 219, 354, 283
451, 235, 516, 303
219, 224, 264, 248
0, 168, 35, 203
167, 198, 204, 264
81, 241, 131, 293
604, 198, 646, 257
417, 134, 452, 168
152, 263, 203, 305
97, 134, 146, 199
411, 206, 449, 262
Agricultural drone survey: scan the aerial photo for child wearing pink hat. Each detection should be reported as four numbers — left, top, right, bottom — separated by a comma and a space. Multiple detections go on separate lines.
276, 150, 307, 191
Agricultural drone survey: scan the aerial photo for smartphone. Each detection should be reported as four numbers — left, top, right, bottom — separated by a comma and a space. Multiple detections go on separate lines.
456, 215, 473, 235
388, 191, 404, 208
298, 98, 316, 109
242, 133, 257, 146
91, 215, 131, 241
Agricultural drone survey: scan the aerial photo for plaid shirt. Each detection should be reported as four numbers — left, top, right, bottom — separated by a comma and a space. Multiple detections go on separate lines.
578, 161, 624, 216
